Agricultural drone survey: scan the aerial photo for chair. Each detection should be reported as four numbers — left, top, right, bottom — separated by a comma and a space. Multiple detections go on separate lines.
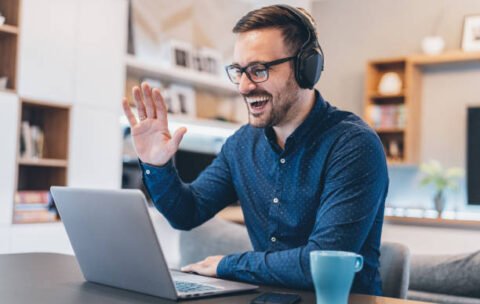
379, 242, 411, 299
178, 217, 252, 267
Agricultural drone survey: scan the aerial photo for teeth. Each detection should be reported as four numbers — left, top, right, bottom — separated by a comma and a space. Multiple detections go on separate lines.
246, 96, 269, 104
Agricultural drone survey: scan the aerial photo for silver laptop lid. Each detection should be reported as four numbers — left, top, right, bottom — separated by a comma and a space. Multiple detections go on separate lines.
50, 186, 178, 300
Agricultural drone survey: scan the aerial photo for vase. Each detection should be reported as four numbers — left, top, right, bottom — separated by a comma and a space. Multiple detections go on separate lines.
433, 191, 446, 218
421, 36, 445, 55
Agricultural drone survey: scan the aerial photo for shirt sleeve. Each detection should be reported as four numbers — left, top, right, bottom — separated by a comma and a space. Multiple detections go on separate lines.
217, 130, 388, 290
141, 140, 238, 231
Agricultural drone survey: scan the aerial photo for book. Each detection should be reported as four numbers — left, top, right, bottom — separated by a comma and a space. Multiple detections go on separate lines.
20, 122, 45, 159
13, 210, 58, 223
15, 191, 50, 204
21, 121, 33, 158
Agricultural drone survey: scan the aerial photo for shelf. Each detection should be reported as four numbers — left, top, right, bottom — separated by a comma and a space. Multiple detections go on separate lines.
0, 24, 19, 35
368, 92, 405, 99
219, 205, 480, 229
18, 158, 68, 168
125, 54, 238, 97
369, 57, 407, 66
13, 218, 60, 225
386, 158, 406, 165
387, 161, 416, 168
375, 128, 405, 133
0, 88, 16, 94
385, 215, 480, 230
409, 50, 480, 66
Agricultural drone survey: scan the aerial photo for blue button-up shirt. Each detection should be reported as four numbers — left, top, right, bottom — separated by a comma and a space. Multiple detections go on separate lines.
141, 91, 388, 295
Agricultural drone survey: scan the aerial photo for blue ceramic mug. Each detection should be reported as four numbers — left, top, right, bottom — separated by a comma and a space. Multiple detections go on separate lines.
310, 251, 363, 304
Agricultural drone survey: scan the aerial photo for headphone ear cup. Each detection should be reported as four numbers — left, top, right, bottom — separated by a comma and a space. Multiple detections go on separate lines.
295, 47, 323, 89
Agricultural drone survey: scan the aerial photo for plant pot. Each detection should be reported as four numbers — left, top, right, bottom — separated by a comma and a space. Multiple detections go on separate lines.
434, 191, 446, 218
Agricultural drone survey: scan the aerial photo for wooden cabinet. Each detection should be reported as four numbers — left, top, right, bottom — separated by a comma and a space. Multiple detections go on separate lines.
364, 58, 413, 164
364, 51, 480, 165
0, 0, 20, 92
14, 99, 70, 224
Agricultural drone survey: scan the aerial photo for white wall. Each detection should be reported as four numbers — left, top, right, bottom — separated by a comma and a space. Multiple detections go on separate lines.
0, 92, 19, 225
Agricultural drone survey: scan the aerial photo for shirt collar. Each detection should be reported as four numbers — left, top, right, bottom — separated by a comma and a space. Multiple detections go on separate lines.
264, 90, 327, 152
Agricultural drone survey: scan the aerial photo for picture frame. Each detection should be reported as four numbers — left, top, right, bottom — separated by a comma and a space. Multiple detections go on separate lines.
198, 47, 223, 75
160, 40, 193, 69
461, 14, 480, 51
168, 84, 196, 117
191, 50, 204, 73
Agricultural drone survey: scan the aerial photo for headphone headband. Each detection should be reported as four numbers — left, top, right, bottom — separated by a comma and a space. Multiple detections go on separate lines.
274, 4, 324, 89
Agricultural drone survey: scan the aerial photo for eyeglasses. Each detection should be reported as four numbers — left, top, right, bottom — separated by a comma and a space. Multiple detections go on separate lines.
225, 56, 296, 85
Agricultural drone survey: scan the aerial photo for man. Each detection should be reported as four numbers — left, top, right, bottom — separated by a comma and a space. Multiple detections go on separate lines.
122, 5, 388, 295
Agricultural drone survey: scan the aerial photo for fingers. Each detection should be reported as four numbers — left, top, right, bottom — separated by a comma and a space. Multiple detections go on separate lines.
152, 88, 168, 126
133, 86, 147, 121
180, 264, 195, 273
141, 82, 156, 119
180, 260, 205, 274
122, 97, 138, 127
170, 127, 187, 151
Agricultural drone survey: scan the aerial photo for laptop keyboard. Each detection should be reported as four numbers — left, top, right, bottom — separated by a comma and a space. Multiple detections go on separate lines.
174, 280, 220, 293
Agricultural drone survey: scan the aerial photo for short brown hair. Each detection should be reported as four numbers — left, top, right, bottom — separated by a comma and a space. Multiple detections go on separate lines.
232, 5, 315, 55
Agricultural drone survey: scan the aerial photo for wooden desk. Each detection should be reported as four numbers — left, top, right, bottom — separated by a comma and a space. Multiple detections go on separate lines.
0, 253, 431, 304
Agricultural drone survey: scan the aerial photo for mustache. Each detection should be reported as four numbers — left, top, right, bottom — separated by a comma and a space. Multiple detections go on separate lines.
242, 90, 272, 99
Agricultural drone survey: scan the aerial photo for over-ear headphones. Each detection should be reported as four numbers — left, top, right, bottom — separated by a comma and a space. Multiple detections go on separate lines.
276, 5, 324, 89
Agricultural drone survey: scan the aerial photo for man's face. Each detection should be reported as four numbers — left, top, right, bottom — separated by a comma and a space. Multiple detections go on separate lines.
233, 28, 301, 128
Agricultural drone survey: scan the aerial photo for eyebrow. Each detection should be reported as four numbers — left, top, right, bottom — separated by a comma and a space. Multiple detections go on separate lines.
229, 60, 268, 68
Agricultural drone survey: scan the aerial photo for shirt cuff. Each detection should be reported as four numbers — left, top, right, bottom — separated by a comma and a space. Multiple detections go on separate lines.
217, 254, 238, 280
140, 159, 178, 204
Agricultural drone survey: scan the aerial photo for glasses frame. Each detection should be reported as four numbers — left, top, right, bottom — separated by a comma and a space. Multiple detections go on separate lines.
225, 56, 296, 84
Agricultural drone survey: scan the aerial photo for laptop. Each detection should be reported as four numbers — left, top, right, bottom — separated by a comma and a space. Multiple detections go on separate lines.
50, 186, 258, 300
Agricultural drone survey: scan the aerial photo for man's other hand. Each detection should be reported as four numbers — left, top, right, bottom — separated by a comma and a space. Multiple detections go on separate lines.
180, 255, 224, 277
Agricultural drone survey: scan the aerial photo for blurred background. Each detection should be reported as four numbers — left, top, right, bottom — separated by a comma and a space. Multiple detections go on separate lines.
0, 0, 479, 265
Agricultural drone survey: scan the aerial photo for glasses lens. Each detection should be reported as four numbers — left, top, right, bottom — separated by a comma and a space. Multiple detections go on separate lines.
247, 64, 268, 82
226, 66, 242, 84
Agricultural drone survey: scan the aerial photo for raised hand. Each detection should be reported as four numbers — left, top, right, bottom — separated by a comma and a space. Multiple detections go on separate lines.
122, 82, 187, 166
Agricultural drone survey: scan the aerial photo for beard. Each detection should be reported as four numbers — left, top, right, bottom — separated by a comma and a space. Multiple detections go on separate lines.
243, 74, 300, 128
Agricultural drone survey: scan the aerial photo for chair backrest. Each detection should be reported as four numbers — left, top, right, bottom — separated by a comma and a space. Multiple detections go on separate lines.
380, 242, 411, 299
178, 217, 252, 267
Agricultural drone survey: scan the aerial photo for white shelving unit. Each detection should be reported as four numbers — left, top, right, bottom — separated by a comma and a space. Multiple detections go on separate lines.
125, 54, 238, 97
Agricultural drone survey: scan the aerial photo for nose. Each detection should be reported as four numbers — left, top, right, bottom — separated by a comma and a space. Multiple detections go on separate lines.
238, 73, 256, 95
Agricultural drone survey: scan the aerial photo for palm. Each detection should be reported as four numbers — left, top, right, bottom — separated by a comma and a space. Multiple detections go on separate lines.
122, 83, 187, 167
131, 118, 174, 165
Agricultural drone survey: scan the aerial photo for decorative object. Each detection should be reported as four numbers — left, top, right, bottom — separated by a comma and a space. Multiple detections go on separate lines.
421, 3, 446, 55
160, 40, 193, 69
461, 15, 480, 51
378, 72, 402, 95
419, 160, 464, 218
0, 14, 5, 26
421, 36, 445, 55
0, 76, 7, 90
198, 47, 222, 75
169, 84, 196, 117
388, 140, 400, 160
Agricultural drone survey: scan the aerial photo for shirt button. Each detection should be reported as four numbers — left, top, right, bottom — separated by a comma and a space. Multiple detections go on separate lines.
273, 198, 279, 204
271, 237, 277, 243
145, 169, 151, 175
280, 158, 286, 164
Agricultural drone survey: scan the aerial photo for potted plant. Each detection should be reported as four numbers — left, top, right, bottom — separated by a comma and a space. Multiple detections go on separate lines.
419, 160, 464, 218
